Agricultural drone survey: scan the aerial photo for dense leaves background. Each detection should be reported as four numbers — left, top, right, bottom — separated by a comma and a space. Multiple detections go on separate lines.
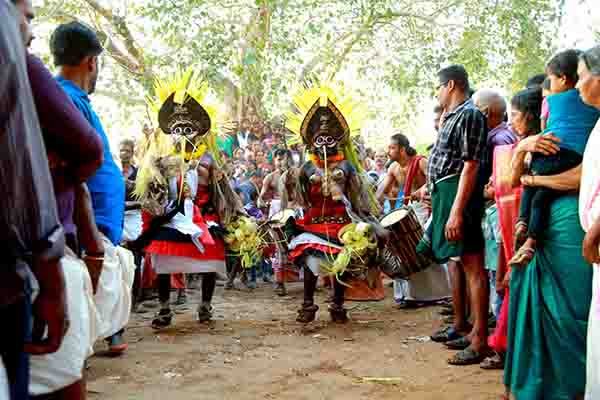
35, 0, 564, 146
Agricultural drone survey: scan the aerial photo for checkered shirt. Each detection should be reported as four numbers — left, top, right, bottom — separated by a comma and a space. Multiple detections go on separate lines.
427, 99, 488, 186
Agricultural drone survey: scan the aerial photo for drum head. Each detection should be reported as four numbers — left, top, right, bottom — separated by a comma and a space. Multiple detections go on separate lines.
270, 209, 295, 224
380, 208, 409, 227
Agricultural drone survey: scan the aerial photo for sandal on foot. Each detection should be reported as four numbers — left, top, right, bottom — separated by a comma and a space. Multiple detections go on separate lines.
152, 309, 174, 329
509, 247, 535, 268
447, 346, 489, 366
329, 304, 349, 323
480, 352, 505, 370
175, 291, 187, 306
107, 331, 128, 354
439, 305, 454, 316
197, 305, 213, 323
296, 304, 319, 323
274, 283, 287, 297
445, 336, 471, 350
395, 300, 426, 309
431, 326, 463, 343
514, 222, 528, 253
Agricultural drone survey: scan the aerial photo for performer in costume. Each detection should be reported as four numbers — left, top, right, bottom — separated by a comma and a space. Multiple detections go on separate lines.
282, 82, 382, 323
134, 70, 241, 328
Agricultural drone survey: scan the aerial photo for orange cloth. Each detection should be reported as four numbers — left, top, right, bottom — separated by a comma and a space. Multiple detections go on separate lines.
321, 273, 385, 301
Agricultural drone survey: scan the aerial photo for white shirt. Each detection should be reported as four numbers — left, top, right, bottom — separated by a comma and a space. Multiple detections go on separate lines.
580, 120, 600, 232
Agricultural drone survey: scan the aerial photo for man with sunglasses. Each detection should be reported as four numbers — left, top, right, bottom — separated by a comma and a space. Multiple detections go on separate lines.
51, 22, 131, 355
425, 65, 490, 366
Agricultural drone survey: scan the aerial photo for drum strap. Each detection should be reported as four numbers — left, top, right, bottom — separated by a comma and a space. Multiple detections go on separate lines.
403, 156, 425, 204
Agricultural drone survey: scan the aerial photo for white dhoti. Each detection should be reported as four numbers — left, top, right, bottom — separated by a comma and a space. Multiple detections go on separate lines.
29, 250, 99, 396
393, 202, 451, 303
95, 235, 135, 339
122, 209, 142, 242
268, 199, 282, 219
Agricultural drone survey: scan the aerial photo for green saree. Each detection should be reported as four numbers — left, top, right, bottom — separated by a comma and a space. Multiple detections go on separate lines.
505, 195, 592, 399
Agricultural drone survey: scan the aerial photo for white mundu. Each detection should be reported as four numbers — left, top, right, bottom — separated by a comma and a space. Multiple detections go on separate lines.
29, 250, 98, 395
393, 202, 452, 303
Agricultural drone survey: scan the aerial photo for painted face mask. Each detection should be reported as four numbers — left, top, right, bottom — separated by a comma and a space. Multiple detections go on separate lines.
304, 105, 347, 159
158, 93, 212, 144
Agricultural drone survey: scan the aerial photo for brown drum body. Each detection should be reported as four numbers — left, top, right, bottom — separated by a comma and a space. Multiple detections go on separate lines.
269, 223, 287, 248
266, 213, 301, 283
379, 207, 432, 279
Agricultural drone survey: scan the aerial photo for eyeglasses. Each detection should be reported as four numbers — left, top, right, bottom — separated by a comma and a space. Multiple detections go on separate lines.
436, 81, 449, 91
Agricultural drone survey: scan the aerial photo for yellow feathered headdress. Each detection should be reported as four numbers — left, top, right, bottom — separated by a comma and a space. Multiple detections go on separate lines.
285, 80, 368, 173
285, 81, 366, 146
134, 68, 224, 201
147, 68, 222, 159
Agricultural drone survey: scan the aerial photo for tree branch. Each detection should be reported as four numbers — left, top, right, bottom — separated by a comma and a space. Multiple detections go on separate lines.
80, 0, 146, 70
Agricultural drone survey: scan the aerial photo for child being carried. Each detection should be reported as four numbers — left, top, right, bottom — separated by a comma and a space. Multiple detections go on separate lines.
511, 49, 600, 266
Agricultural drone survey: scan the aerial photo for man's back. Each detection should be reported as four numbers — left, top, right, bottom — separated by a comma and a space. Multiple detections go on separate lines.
57, 77, 125, 245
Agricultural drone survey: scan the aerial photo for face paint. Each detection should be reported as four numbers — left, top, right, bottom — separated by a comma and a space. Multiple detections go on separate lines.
313, 114, 340, 158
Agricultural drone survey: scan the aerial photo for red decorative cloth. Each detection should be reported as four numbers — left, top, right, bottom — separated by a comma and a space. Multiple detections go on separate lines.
141, 202, 224, 261
488, 144, 522, 352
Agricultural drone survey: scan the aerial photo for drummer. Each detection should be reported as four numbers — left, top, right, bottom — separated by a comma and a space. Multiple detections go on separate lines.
382, 133, 451, 308
378, 133, 427, 209
258, 149, 294, 295
258, 148, 292, 217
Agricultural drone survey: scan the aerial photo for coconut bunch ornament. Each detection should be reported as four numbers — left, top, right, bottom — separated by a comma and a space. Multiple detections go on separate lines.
224, 216, 266, 269
321, 222, 377, 286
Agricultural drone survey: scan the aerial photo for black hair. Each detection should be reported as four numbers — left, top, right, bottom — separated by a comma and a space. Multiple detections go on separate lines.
526, 73, 547, 88
511, 87, 543, 135
246, 170, 261, 180
580, 45, 600, 76
542, 77, 551, 91
274, 148, 291, 158
119, 138, 135, 148
390, 133, 417, 157
546, 49, 582, 85
466, 87, 476, 98
438, 65, 470, 93
50, 22, 103, 66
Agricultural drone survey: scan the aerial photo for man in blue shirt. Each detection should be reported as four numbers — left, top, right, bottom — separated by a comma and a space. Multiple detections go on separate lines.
50, 22, 124, 246
50, 21, 129, 355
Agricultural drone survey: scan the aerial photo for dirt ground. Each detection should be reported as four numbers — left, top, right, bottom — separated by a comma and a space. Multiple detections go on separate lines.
87, 281, 503, 400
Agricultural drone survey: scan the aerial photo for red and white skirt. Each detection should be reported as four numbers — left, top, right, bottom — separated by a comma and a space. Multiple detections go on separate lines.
142, 208, 226, 275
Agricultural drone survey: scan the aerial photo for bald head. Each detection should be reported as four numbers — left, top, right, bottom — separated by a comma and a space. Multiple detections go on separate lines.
473, 89, 507, 130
